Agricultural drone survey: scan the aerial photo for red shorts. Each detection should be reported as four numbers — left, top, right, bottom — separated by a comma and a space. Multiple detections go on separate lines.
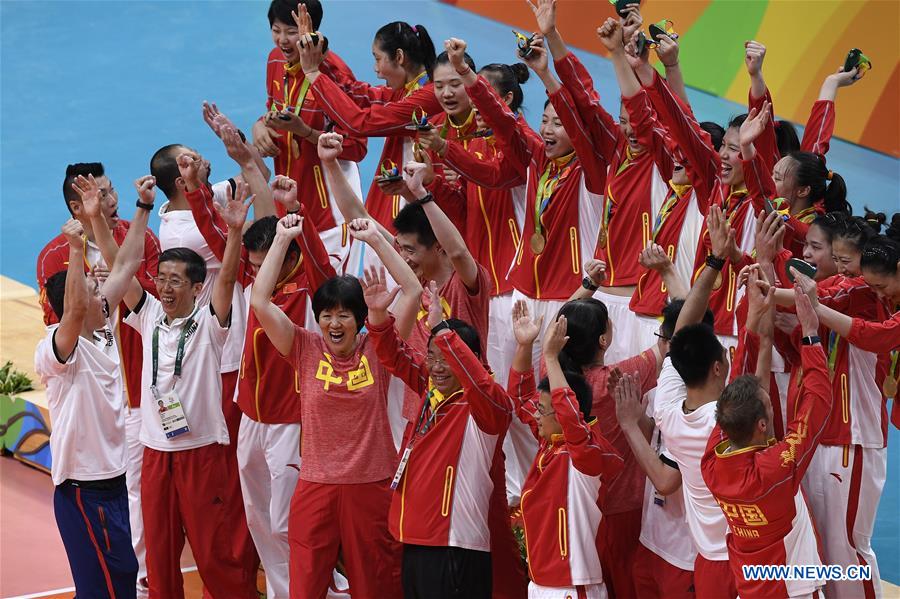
694, 554, 737, 599
597, 508, 642, 598
632, 542, 694, 599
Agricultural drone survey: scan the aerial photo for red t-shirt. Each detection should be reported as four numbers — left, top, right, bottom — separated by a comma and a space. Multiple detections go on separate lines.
287, 326, 397, 483
584, 349, 658, 514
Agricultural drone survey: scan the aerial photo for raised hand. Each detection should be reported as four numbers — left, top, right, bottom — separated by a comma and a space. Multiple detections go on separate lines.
623, 30, 649, 71
789, 267, 818, 309
520, 33, 549, 74
291, 2, 314, 34
739, 102, 771, 147
62, 218, 85, 247
176, 153, 202, 191
296, 31, 325, 74
134, 175, 156, 208
317, 132, 344, 162
215, 179, 255, 229
271, 175, 300, 212
655, 33, 679, 67
361, 265, 401, 313
71, 174, 103, 218
584, 259, 607, 286
597, 18, 624, 53
202, 101, 237, 138
221, 125, 254, 166
347, 218, 381, 245
744, 40, 767, 77
830, 65, 863, 86
707, 205, 738, 262
745, 265, 774, 336
425, 280, 443, 330
614, 372, 647, 428
542, 314, 569, 361
620, 5, 643, 45
512, 299, 544, 346
444, 38, 468, 73
276, 213, 304, 239
754, 208, 784, 264
638, 244, 672, 273
794, 284, 820, 337
526, 0, 557, 36
403, 160, 432, 195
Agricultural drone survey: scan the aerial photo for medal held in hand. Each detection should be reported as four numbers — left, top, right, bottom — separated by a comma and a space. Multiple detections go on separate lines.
513, 30, 536, 58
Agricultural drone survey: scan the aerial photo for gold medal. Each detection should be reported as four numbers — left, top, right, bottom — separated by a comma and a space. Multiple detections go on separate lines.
530, 232, 546, 255
597, 226, 608, 249
883, 376, 898, 399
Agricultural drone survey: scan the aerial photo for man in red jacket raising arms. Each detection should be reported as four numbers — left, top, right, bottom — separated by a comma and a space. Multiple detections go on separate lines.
702, 277, 831, 598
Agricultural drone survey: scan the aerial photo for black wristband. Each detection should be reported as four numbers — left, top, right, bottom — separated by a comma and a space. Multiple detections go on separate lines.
430, 320, 451, 335
416, 193, 435, 206
705, 254, 726, 271
801, 335, 821, 346
287, 208, 301, 215
135, 200, 154, 211
582, 276, 599, 292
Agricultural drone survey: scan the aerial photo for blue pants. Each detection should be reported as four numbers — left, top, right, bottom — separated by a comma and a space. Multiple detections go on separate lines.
54, 476, 138, 598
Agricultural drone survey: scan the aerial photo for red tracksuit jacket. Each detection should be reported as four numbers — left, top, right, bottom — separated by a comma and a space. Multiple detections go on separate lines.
702, 344, 832, 599
36, 222, 160, 408
507, 368, 624, 587
367, 318, 512, 551
264, 47, 367, 232
468, 75, 607, 300
185, 185, 335, 423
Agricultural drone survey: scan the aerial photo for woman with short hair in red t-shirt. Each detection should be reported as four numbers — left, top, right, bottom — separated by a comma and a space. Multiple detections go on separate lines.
250, 213, 423, 599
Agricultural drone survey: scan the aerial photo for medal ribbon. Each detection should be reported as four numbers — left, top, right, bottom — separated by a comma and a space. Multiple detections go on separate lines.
827, 330, 841, 372
405, 71, 429, 95
652, 190, 681, 240
533, 153, 575, 237
151, 313, 196, 392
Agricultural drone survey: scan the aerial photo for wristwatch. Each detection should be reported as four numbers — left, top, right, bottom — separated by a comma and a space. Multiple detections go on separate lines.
801, 335, 821, 346
416, 193, 435, 206
582, 276, 599, 292
135, 200, 154, 211
431, 320, 451, 335
705, 254, 726, 271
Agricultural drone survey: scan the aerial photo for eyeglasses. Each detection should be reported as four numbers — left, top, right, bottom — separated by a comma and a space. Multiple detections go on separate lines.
425, 354, 449, 368
534, 403, 555, 417
153, 276, 188, 289
654, 330, 671, 341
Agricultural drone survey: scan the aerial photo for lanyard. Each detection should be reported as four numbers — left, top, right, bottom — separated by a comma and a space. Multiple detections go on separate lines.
827, 330, 841, 372
438, 108, 475, 140
722, 187, 748, 222
281, 72, 312, 116
614, 146, 637, 177
533, 153, 575, 236
794, 205, 819, 224
405, 71, 429, 95
653, 191, 681, 240
413, 388, 463, 439
151, 315, 196, 391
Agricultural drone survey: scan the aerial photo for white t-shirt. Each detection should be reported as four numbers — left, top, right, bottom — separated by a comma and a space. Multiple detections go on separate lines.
35, 323, 127, 486
157, 181, 245, 373
124, 292, 230, 451
652, 357, 729, 561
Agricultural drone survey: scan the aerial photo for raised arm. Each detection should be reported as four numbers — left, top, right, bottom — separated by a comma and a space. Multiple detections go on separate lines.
71, 174, 150, 310
545, 316, 625, 478
802, 68, 861, 155
404, 160, 480, 290
209, 176, 254, 327
350, 220, 422, 339
219, 123, 276, 220
638, 245, 688, 300
676, 206, 734, 332
745, 40, 778, 169
249, 215, 304, 355
614, 371, 682, 494
654, 34, 689, 107
317, 132, 393, 242
53, 220, 89, 361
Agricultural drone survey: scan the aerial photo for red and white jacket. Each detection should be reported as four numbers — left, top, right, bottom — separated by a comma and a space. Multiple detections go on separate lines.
702, 344, 831, 599
553, 53, 671, 287
629, 75, 714, 316
263, 48, 367, 236
432, 123, 537, 296
186, 185, 335, 423
310, 72, 442, 231
508, 368, 624, 587
368, 318, 512, 551
468, 75, 606, 301
36, 223, 160, 408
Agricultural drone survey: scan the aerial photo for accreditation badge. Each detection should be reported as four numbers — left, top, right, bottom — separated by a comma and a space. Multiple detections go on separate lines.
153, 387, 190, 438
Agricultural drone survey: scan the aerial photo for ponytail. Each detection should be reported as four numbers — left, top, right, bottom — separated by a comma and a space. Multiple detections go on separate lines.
863, 206, 887, 234
788, 151, 850, 215
479, 62, 530, 112
774, 120, 800, 157
556, 299, 609, 371
374, 21, 437, 78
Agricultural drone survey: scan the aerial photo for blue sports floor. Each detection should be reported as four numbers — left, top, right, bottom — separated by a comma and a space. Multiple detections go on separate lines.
1, 0, 897, 583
